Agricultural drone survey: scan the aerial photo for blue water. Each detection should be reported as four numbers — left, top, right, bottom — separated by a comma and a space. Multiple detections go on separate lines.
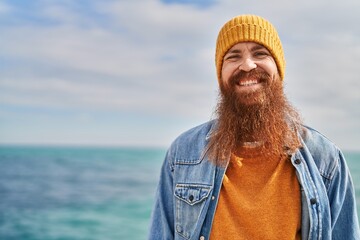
0, 146, 165, 240
0, 146, 359, 239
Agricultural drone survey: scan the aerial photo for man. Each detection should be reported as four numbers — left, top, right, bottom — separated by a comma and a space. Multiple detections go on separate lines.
148, 15, 360, 240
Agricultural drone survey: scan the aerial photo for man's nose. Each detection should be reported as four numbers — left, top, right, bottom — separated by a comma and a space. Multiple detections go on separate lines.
238, 58, 257, 72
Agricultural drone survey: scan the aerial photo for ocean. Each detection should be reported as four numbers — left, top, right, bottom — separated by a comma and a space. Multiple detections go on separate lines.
0, 146, 359, 239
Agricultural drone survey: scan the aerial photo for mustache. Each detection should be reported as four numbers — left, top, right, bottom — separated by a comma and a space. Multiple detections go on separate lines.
229, 69, 272, 86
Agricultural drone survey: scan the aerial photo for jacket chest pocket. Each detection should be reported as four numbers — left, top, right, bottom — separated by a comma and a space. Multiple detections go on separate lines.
174, 183, 212, 239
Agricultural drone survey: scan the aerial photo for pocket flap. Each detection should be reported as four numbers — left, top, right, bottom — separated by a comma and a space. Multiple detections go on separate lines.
174, 184, 212, 205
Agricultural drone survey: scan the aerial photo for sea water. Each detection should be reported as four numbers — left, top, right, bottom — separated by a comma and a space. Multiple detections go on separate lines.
0, 146, 359, 239
0, 146, 164, 240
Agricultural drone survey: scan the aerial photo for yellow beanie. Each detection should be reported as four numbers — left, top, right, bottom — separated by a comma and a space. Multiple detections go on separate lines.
215, 15, 285, 82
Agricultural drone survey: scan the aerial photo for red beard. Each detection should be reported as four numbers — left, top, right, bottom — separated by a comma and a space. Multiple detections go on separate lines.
207, 69, 303, 166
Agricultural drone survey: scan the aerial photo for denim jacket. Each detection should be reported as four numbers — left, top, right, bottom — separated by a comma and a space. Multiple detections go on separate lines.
148, 120, 360, 240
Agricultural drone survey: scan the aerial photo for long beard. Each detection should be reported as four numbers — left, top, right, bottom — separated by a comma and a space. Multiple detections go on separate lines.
207, 70, 303, 166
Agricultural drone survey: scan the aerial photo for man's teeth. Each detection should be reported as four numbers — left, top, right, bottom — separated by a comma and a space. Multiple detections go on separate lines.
239, 79, 258, 86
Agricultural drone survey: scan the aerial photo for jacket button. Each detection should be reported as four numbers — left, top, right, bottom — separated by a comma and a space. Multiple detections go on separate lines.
189, 195, 194, 202
200, 236, 205, 240
294, 159, 301, 164
310, 198, 317, 205
176, 225, 182, 233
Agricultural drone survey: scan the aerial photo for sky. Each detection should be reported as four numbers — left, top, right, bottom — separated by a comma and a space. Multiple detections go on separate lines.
0, 0, 359, 150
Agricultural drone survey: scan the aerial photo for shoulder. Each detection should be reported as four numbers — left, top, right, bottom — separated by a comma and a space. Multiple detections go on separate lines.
299, 125, 343, 180
301, 125, 340, 154
174, 120, 214, 145
167, 120, 215, 164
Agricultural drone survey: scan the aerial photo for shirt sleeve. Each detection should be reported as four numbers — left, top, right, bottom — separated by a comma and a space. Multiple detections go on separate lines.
148, 148, 175, 240
328, 150, 360, 239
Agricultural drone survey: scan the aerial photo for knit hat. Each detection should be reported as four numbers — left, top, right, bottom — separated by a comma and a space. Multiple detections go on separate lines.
215, 15, 285, 82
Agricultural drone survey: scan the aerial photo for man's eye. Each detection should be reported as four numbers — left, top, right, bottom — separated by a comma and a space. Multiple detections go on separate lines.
225, 55, 240, 60
254, 51, 268, 57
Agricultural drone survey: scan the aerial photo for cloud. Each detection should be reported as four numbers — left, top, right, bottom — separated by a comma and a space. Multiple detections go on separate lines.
0, 2, 11, 14
0, 0, 359, 149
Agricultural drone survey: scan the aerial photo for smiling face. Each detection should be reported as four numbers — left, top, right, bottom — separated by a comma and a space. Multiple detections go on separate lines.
207, 42, 302, 165
221, 42, 279, 105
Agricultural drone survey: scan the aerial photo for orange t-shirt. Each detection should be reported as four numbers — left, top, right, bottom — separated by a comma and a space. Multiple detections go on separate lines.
210, 150, 301, 240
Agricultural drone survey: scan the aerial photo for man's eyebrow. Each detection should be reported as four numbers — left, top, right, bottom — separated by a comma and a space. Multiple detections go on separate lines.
250, 45, 269, 52
225, 49, 242, 55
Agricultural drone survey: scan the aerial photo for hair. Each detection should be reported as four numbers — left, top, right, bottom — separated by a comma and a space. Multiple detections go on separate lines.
206, 70, 303, 167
